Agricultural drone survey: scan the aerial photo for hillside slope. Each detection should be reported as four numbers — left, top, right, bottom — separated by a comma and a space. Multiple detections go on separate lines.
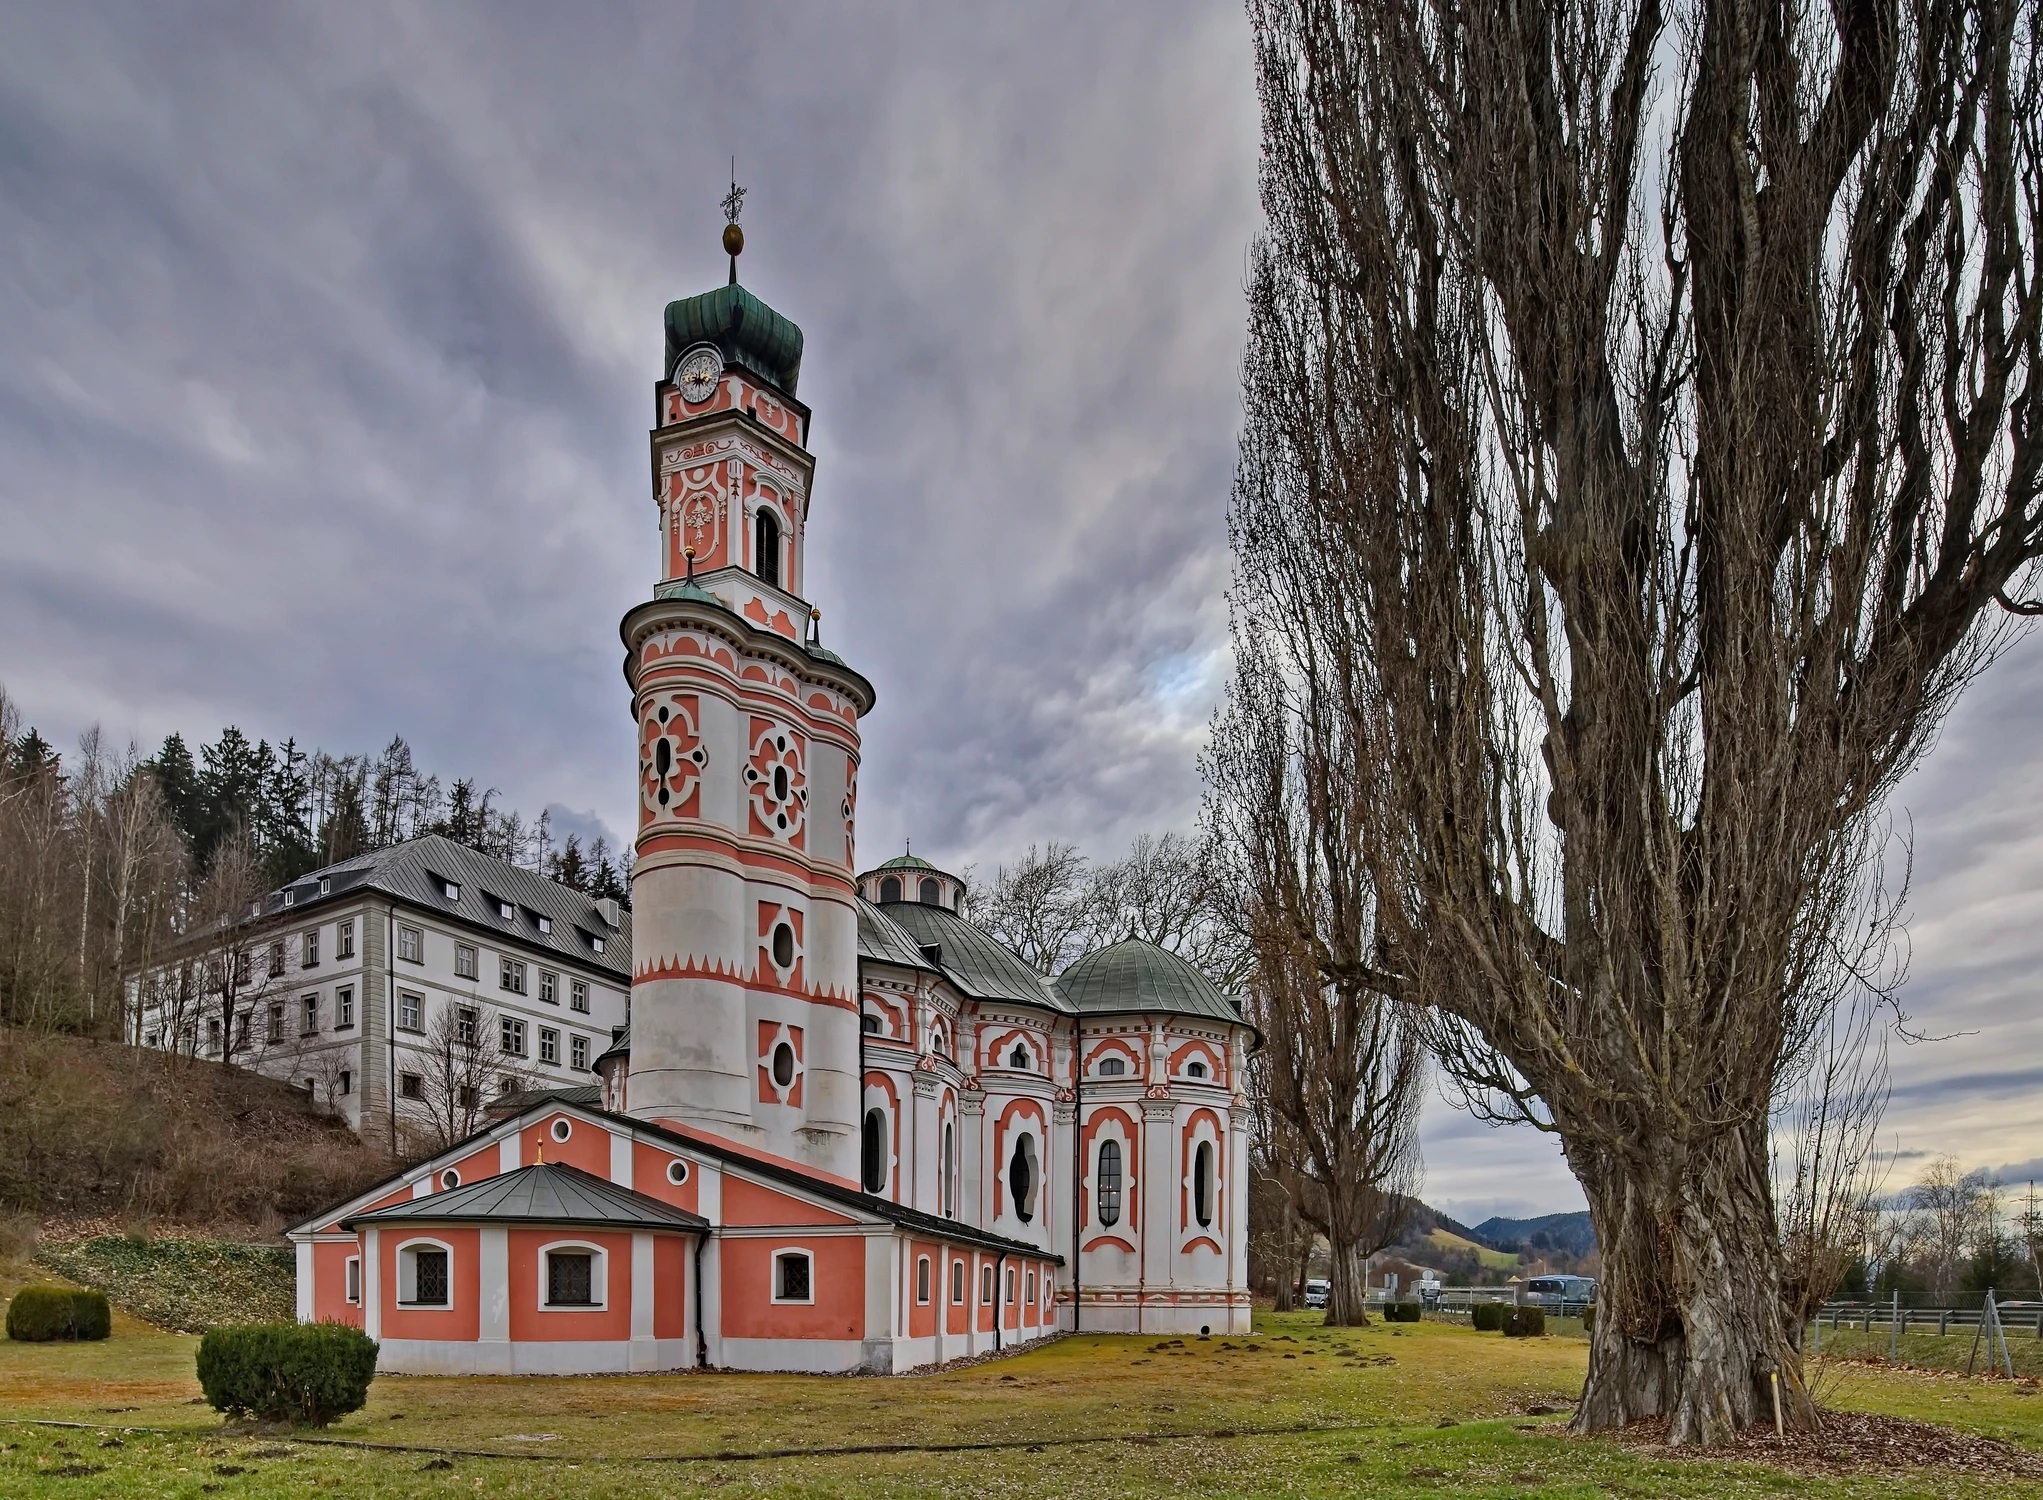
1472, 1211, 1597, 1259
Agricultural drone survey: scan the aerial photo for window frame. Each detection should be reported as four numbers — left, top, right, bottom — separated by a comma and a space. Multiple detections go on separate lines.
398, 991, 424, 1032
455, 1006, 477, 1045
570, 1034, 590, 1071
539, 1027, 559, 1065
500, 956, 527, 994
396, 1238, 455, 1308
300, 992, 319, 1036
539, 969, 558, 1005
302, 929, 320, 967
951, 1259, 966, 1305
336, 985, 355, 1029
981, 1264, 994, 1305
1095, 1137, 1123, 1228
537, 1241, 607, 1311
916, 1255, 931, 1304
570, 979, 589, 1013
501, 1016, 527, 1057
397, 925, 423, 964
345, 1255, 361, 1305
399, 1071, 424, 1099
454, 943, 478, 980
771, 1247, 815, 1305
336, 919, 355, 960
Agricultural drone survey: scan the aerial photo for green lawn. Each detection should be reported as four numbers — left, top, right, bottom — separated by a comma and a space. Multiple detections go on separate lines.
2, 1272, 2039, 1497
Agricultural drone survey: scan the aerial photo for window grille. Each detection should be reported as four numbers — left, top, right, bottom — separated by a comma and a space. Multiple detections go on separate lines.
411, 1249, 448, 1305
547, 1252, 594, 1306
1096, 1139, 1123, 1227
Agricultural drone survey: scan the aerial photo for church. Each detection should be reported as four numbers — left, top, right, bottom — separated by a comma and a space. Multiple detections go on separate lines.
287, 217, 1255, 1375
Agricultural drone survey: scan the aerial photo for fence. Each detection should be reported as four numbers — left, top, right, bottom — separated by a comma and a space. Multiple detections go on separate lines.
1817, 1300, 2043, 1339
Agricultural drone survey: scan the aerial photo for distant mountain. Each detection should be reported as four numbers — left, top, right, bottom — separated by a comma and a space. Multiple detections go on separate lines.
1471, 1211, 1597, 1259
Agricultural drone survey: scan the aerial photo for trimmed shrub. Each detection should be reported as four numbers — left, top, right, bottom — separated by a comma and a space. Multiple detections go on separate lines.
6, 1285, 111, 1342
1386, 1301, 1422, 1323
1470, 1301, 1505, 1332
196, 1322, 377, 1428
1502, 1306, 1546, 1338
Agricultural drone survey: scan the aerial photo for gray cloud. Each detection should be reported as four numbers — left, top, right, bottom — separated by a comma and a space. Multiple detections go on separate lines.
3, 2, 2038, 1220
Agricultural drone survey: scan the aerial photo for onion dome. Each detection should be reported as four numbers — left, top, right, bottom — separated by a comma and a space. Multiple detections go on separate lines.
1056, 939, 1245, 1026
665, 283, 804, 397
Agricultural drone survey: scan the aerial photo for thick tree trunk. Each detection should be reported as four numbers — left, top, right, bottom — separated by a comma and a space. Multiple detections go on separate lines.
1569, 1122, 1815, 1444
1325, 1229, 1370, 1326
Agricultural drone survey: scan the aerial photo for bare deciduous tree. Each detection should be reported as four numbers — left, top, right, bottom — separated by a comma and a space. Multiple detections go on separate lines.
408, 1000, 531, 1154
1235, 0, 2040, 1442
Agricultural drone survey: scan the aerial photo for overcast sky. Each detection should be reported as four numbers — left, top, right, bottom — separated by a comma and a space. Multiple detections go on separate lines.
2, 3, 2036, 1226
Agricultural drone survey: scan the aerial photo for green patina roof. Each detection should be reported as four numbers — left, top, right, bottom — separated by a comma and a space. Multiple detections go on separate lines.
666, 283, 804, 397
877, 900, 1074, 1014
1056, 938, 1246, 1026
877, 854, 936, 871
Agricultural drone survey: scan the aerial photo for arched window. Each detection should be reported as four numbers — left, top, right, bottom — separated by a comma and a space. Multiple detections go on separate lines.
861, 1012, 882, 1035
1096, 1138, 1122, 1227
1008, 1134, 1038, 1223
878, 875, 901, 903
1096, 1056, 1126, 1077
1186, 1059, 1207, 1079
754, 508, 781, 588
942, 1121, 956, 1216
919, 877, 940, 904
1009, 1044, 1031, 1069
862, 1108, 887, 1193
1193, 1140, 1215, 1228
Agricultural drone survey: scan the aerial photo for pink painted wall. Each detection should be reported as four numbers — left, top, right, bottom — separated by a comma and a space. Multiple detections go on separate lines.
379, 1226, 481, 1342
506, 1228, 634, 1342
721, 1235, 864, 1340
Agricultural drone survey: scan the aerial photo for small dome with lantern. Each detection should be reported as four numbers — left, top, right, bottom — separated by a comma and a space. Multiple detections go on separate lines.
858, 851, 963, 911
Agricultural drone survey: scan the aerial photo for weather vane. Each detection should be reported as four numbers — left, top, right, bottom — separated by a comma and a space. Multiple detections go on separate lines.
721, 159, 746, 284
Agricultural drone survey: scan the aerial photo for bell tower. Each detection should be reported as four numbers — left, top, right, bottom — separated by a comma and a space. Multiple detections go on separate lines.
620, 186, 876, 1183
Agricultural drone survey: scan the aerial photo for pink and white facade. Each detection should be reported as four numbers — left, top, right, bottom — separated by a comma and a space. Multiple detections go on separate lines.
290, 246, 1253, 1374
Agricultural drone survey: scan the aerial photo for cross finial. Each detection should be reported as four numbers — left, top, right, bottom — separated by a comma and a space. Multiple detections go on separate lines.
721, 160, 747, 285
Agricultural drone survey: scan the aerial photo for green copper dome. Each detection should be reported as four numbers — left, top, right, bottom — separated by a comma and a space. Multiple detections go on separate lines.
1057, 939, 1245, 1026
665, 283, 804, 397
877, 854, 936, 871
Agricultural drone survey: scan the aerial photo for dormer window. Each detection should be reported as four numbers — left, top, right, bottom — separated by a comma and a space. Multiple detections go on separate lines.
535, 914, 551, 934
442, 880, 461, 902
319, 877, 331, 896
590, 933, 606, 955
494, 897, 514, 920
754, 508, 781, 588
283, 889, 296, 908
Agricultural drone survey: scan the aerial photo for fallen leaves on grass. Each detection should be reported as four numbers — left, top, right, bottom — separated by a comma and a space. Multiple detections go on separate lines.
1593, 1406, 2043, 1482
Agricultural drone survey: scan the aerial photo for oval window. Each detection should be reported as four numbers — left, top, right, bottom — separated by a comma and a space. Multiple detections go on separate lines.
1009, 1135, 1038, 1224
551, 1117, 572, 1143
773, 764, 789, 801
440, 1169, 460, 1190
772, 923, 796, 969
862, 1108, 886, 1193
771, 1041, 796, 1089
655, 738, 672, 775
666, 1158, 690, 1186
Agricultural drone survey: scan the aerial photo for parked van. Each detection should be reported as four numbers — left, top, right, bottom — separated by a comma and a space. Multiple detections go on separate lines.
1522, 1275, 1597, 1307
1302, 1278, 1330, 1309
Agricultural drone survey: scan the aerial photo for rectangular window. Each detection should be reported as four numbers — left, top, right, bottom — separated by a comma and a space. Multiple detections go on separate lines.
1006, 1268, 1016, 1305
336, 919, 355, 960
501, 1017, 526, 1056
336, 986, 354, 1029
339, 1069, 352, 1096
539, 969, 558, 1005
268, 940, 286, 977
397, 925, 422, 963
981, 1265, 994, 1305
546, 1251, 595, 1307
570, 979, 589, 1013
303, 929, 319, 967
951, 1260, 965, 1305
267, 1003, 285, 1043
410, 1248, 449, 1306
1026, 1270, 1036, 1304
538, 1028, 559, 1065
454, 944, 477, 980
345, 1257, 361, 1305
570, 1034, 589, 1071
500, 957, 527, 994
916, 1256, 931, 1304
208, 1017, 222, 1053
775, 1251, 812, 1302
456, 1084, 478, 1109
300, 993, 318, 1035
400, 1072, 423, 1099
455, 1006, 477, 1045
233, 950, 251, 987
399, 991, 423, 1031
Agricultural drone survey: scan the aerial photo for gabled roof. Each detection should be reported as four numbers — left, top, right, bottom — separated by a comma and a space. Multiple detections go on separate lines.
264, 834, 630, 981
344, 1161, 707, 1234
874, 901, 1073, 1014
1056, 938, 1246, 1026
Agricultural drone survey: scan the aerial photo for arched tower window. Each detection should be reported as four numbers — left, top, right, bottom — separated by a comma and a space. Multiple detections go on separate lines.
1193, 1140, 1215, 1228
942, 1122, 955, 1217
878, 875, 901, 903
919, 877, 940, 904
754, 508, 781, 588
861, 1108, 886, 1193
1096, 1139, 1122, 1227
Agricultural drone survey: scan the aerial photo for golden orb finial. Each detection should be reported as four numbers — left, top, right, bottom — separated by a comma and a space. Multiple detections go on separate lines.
722, 222, 744, 257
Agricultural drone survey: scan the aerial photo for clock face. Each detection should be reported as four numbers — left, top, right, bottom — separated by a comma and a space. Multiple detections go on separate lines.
676, 346, 723, 404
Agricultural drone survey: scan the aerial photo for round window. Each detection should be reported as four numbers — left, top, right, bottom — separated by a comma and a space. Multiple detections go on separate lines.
772, 1041, 797, 1089
550, 1118, 572, 1143
666, 1159, 690, 1186
772, 923, 796, 969
441, 1169, 460, 1190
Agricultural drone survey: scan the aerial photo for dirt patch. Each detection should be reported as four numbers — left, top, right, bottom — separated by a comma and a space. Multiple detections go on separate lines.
1589, 1407, 2043, 1482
